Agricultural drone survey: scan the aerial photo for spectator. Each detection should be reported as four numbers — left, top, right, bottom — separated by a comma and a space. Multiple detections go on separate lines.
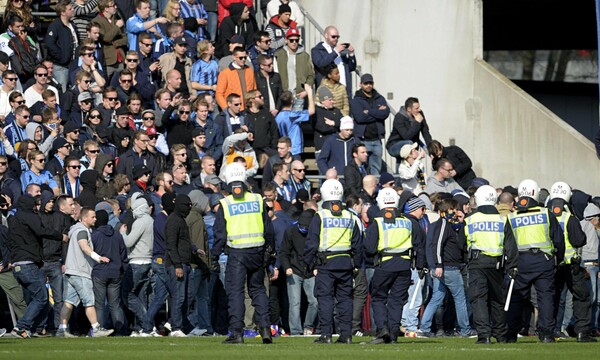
193, 99, 223, 161
126, 0, 168, 51
62, 70, 92, 124
398, 142, 427, 195
44, 0, 79, 93
72, 0, 99, 40
159, 36, 193, 98
0, 15, 39, 82
20, 150, 59, 195
216, 46, 256, 110
275, 85, 315, 157
386, 97, 432, 163
110, 51, 156, 109
266, 0, 303, 27
190, 40, 218, 96
255, 54, 282, 115
2, 0, 36, 37
215, 93, 250, 138
0, 70, 18, 118
129, 164, 152, 195
317, 116, 359, 175
172, 163, 194, 195
4, 104, 28, 149
136, 32, 162, 87
116, 129, 157, 183
159, 0, 184, 37
344, 143, 369, 197
265, 3, 296, 51
93, 153, 115, 200
271, 161, 293, 202
428, 140, 477, 191
244, 89, 279, 163
180, 0, 208, 45
2, 89, 23, 127
216, 3, 255, 58
247, 31, 275, 72
423, 158, 464, 195
70, 91, 94, 127
313, 86, 342, 152
289, 159, 311, 198
350, 73, 389, 175
315, 63, 349, 116
23, 65, 60, 108
108, 106, 135, 154
220, 130, 258, 180
311, 25, 356, 98
78, 169, 100, 208
162, 99, 196, 147
92, 0, 128, 80
78, 25, 107, 75
153, 22, 181, 60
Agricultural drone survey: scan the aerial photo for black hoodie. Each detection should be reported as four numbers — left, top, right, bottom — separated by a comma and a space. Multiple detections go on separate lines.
165, 194, 192, 268
7, 194, 63, 264
217, 2, 256, 57
78, 169, 100, 208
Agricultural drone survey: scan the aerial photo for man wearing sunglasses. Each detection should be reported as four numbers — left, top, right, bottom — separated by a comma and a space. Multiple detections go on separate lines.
265, 4, 296, 51
274, 28, 314, 112
216, 46, 256, 111
247, 31, 275, 72
45, 137, 72, 179
68, 46, 107, 90
23, 64, 60, 108
311, 25, 356, 98
0, 70, 19, 118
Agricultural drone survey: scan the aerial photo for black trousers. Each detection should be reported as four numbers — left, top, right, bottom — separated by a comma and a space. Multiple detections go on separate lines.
467, 267, 507, 339
553, 265, 592, 334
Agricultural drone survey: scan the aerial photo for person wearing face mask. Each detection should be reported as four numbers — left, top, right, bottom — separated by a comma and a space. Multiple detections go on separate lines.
279, 209, 317, 336
418, 197, 475, 338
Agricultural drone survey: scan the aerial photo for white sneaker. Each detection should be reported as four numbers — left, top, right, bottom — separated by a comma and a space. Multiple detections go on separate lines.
187, 328, 207, 337
163, 322, 172, 332
0, 328, 6, 337
150, 330, 162, 337
138, 331, 152, 337
92, 327, 114, 337
56, 328, 76, 338
169, 330, 186, 337
130, 330, 141, 337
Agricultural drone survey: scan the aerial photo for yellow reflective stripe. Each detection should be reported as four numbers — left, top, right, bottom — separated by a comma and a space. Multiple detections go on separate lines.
318, 209, 352, 252
221, 193, 265, 249
465, 213, 504, 256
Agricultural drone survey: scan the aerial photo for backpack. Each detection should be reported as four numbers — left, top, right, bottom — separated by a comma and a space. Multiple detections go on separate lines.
8, 35, 38, 77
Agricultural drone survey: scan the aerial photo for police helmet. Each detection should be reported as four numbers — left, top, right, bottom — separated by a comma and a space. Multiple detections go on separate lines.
320, 179, 343, 202
550, 181, 572, 202
376, 188, 399, 209
474, 185, 497, 207
224, 163, 246, 185
518, 179, 540, 202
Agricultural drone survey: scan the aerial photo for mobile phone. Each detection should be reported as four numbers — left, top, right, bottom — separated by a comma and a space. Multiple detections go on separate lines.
342, 43, 350, 47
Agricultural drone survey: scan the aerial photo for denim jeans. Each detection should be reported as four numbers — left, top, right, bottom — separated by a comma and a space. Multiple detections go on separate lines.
188, 267, 213, 332
402, 269, 422, 331
146, 260, 169, 332
362, 139, 383, 175
13, 263, 48, 331
93, 277, 125, 333
585, 264, 599, 331
420, 267, 471, 335
52, 65, 69, 93
167, 264, 191, 331
40, 261, 63, 331
206, 11, 218, 42
286, 274, 317, 334
122, 263, 152, 332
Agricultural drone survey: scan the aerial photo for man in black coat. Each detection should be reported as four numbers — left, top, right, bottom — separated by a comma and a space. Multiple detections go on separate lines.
427, 140, 476, 191
344, 143, 369, 197
255, 54, 282, 114
386, 97, 432, 163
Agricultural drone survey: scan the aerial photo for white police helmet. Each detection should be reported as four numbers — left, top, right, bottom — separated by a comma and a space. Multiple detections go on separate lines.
550, 181, 572, 202
224, 163, 246, 185
320, 179, 343, 202
376, 188, 399, 209
518, 179, 540, 202
474, 185, 497, 207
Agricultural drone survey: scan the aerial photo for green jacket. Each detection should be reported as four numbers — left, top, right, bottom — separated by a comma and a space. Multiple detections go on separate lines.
274, 45, 315, 94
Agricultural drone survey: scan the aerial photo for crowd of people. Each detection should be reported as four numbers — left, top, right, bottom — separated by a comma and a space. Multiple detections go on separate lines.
0, 0, 598, 346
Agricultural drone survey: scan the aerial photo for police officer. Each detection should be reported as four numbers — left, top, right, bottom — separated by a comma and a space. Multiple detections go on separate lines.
304, 179, 363, 344
548, 181, 596, 342
505, 179, 565, 343
366, 189, 425, 344
463, 185, 518, 344
212, 163, 275, 344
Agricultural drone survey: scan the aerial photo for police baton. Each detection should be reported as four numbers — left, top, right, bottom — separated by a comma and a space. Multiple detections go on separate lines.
409, 277, 423, 310
504, 278, 515, 311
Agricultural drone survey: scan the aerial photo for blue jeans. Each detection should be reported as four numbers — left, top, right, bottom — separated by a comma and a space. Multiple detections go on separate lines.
585, 264, 599, 331
122, 263, 152, 332
53, 65, 69, 93
166, 264, 191, 331
188, 267, 213, 332
286, 274, 317, 334
362, 139, 383, 175
40, 261, 63, 331
93, 277, 125, 333
420, 267, 471, 335
402, 269, 422, 331
206, 11, 218, 42
146, 260, 169, 332
13, 263, 48, 331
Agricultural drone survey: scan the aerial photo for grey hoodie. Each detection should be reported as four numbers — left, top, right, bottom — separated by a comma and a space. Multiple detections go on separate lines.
65, 222, 94, 278
25, 122, 56, 156
121, 193, 154, 262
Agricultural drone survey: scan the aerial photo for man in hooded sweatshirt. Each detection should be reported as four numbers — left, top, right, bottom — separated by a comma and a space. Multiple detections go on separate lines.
93, 154, 115, 200
216, 3, 255, 58
57, 207, 114, 337
77, 169, 100, 208
165, 194, 194, 337
7, 194, 67, 338
121, 192, 155, 336
91, 210, 128, 335
186, 190, 212, 336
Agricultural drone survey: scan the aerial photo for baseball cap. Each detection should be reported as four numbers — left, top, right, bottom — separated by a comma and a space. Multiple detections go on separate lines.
400, 143, 418, 159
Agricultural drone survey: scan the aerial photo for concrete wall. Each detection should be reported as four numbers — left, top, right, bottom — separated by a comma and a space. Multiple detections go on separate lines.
473, 60, 600, 194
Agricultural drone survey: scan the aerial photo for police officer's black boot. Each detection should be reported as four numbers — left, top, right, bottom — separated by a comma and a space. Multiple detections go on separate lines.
223, 333, 244, 344
314, 335, 332, 344
475, 337, 492, 344
577, 333, 598, 343
259, 327, 272, 344
335, 335, 352, 344
369, 329, 391, 344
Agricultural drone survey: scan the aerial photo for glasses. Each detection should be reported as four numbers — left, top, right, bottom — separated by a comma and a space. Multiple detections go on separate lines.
288, 38, 299, 43
143, 116, 155, 121
178, 110, 191, 115
236, 56, 247, 60
70, 130, 80, 134
148, 135, 157, 140
231, 103, 241, 107
83, 80, 91, 84
120, 79, 132, 83
68, 165, 81, 169
255, 95, 263, 99
106, 97, 118, 101
88, 149, 100, 154
13, 100, 25, 105
260, 39, 271, 44
293, 168, 305, 172
13, 0, 24, 2
261, 62, 273, 67
89, 114, 101, 119
83, 53, 95, 58
36, 73, 48, 77
106, 163, 114, 167
0, 162, 6, 166
35, 158, 45, 163
167, 180, 174, 185
331, 35, 340, 39
176, 153, 187, 157
141, 42, 153, 47
441, 167, 454, 172
82, 100, 93, 105
126, 58, 138, 63
5, 77, 17, 81
20, 114, 30, 119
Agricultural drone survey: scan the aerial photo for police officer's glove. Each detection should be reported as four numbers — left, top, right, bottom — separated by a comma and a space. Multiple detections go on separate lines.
263, 246, 275, 268
352, 268, 360, 279
507, 268, 518, 279
210, 256, 220, 272
418, 268, 429, 280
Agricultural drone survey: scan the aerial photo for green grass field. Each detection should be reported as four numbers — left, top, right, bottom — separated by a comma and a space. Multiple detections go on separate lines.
0, 336, 598, 360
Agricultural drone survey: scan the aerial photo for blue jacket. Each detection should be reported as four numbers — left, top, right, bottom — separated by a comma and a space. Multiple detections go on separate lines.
91, 225, 128, 279
44, 19, 78, 66
196, 117, 224, 162
350, 89, 390, 140
275, 109, 310, 156
311, 41, 357, 97
317, 133, 359, 175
